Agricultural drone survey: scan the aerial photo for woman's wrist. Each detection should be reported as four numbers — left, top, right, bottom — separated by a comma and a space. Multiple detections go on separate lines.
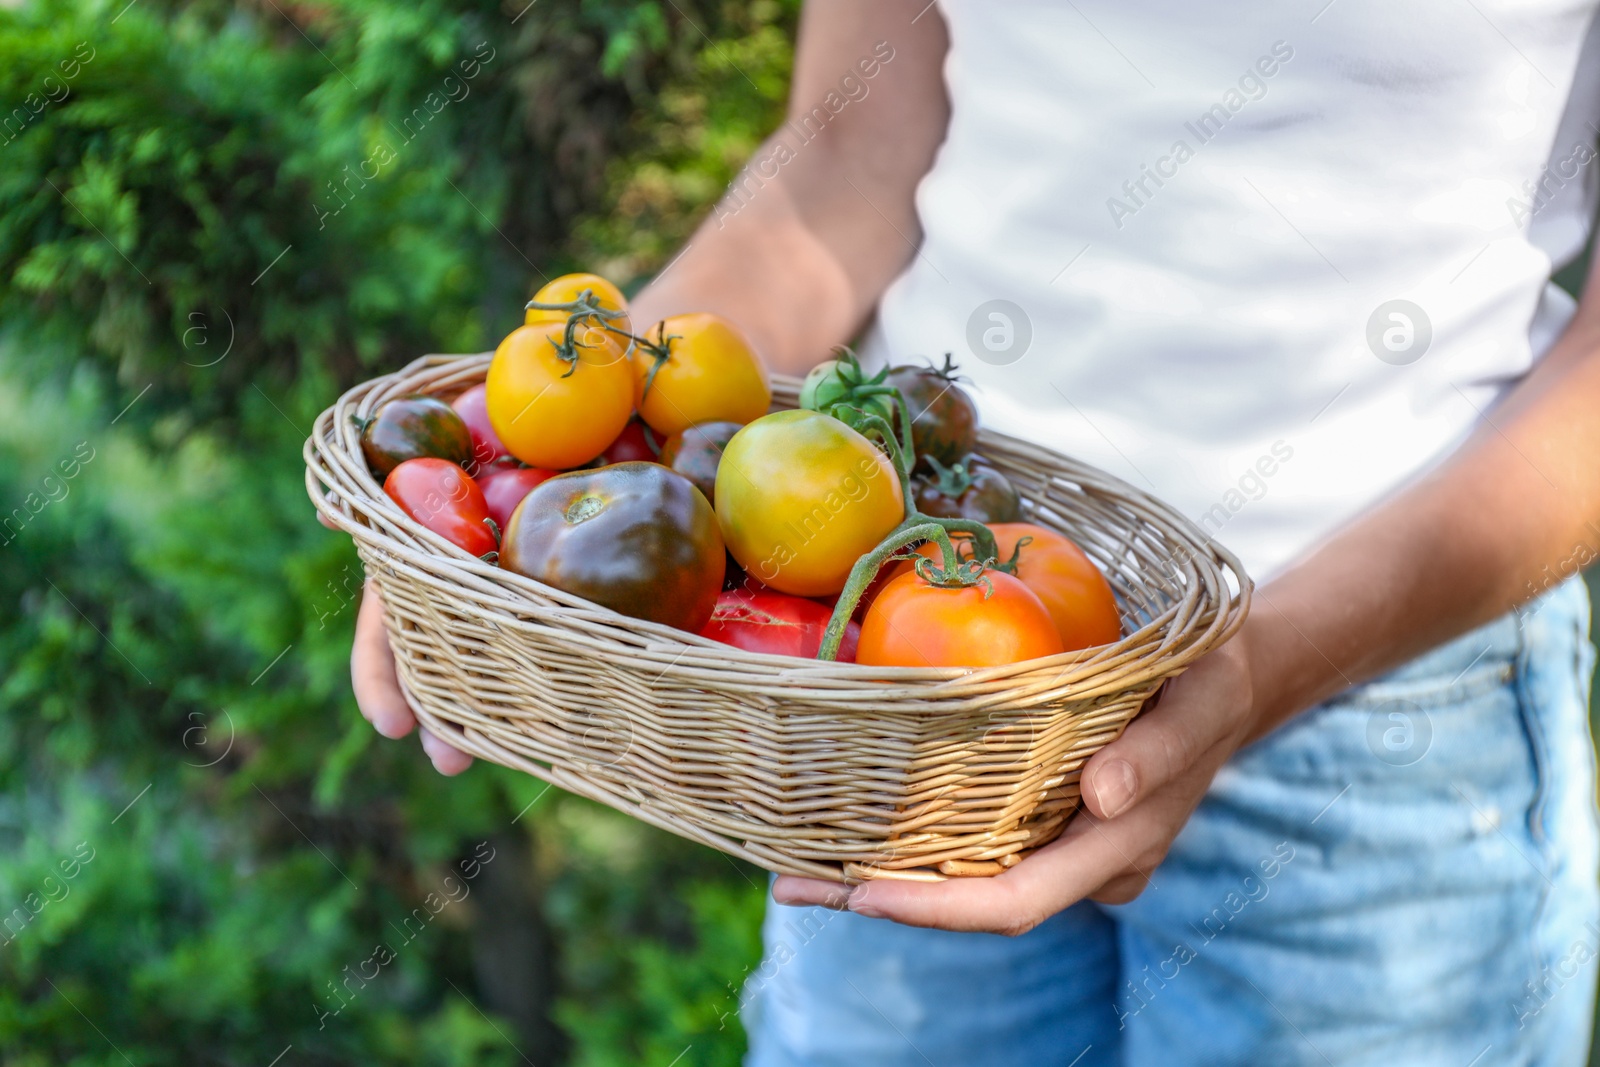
1232, 603, 1292, 746
1229, 573, 1368, 745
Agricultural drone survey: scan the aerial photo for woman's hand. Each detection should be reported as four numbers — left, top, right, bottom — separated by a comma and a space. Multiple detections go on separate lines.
771, 633, 1259, 934
320, 505, 472, 775
350, 582, 474, 775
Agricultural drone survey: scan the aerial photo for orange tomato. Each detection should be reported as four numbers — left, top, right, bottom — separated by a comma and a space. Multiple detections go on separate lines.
857, 569, 1064, 668
633, 313, 771, 436
485, 322, 634, 469
984, 523, 1122, 651
525, 272, 632, 338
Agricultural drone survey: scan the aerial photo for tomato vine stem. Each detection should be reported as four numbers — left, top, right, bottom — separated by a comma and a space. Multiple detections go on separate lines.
628, 321, 682, 401
524, 289, 633, 378
814, 362, 1007, 662
815, 520, 960, 662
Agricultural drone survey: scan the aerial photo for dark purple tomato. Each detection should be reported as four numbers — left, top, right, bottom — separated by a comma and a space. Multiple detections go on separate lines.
884, 356, 979, 467
499, 462, 724, 631
723, 551, 749, 591
359, 395, 473, 480
912, 455, 1022, 523
658, 420, 742, 505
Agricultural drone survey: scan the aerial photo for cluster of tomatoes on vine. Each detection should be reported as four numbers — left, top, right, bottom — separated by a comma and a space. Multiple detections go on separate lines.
358, 273, 1121, 668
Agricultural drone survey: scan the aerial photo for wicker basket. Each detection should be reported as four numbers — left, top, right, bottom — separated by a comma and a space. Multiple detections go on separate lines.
305, 354, 1249, 882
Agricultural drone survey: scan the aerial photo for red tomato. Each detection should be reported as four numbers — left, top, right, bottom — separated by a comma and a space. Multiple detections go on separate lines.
700, 588, 859, 662
450, 384, 510, 473
857, 569, 1064, 668
477, 464, 560, 530
599, 418, 658, 465
384, 458, 498, 557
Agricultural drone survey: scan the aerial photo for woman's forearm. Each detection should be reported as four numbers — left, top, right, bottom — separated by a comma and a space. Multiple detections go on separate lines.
628, 175, 861, 376
630, 0, 950, 376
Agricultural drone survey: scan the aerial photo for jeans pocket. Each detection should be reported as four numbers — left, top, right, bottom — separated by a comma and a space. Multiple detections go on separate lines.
1512, 577, 1593, 850
1514, 656, 1554, 848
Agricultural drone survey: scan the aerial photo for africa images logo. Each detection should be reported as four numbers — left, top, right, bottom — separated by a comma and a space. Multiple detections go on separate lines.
1366, 300, 1432, 366
965, 299, 1033, 366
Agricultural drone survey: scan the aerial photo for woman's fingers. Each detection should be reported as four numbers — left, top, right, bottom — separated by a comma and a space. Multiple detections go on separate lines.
420, 727, 475, 776
352, 584, 417, 739
820, 812, 1132, 935
352, 583, 477, 774
774, 780, 1187, 934
770, 813, 1121, 935
772, 876, 852, 910
1079, 640, 1252, 821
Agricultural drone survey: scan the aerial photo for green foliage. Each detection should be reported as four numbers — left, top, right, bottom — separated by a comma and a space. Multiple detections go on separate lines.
543, 796, 768, 1067
0, 0, 791, 1061
572, 0, 797, 280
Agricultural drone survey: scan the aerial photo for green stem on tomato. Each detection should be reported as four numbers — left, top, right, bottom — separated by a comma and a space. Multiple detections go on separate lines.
523, 289, 637, 378
816, 521, 961, 662
628, 321, 683, 401
812, 371, 1008, 661
935, 517, 1000, 570
523, 288, 630, 324
844, 412, 911, 497
843, 400, 913, 498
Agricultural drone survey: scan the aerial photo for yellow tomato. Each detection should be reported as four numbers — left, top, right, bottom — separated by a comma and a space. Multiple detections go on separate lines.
633, 313, 771, 436
485, 322, 634, 469
525, 272, 632, 338
714, 410, 904, 597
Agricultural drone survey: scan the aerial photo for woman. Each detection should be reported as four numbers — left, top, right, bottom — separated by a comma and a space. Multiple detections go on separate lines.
344, 2, 1600, 1062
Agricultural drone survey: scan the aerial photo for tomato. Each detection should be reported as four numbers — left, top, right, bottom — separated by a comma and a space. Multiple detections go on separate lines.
659, 420, 742, 505
450, 383, 510, 473
359, 395, 472, 480
598, 417, 659, 465
982, 523, 1122, 651
384, 458, 498, 557
884, 357, 979, 467
477, 463, 559, 529
485, 322, 634, 470
699, 587, 860, 662
857, 569, 1063, 668
912, 455, 1021, 523
715, 410, 904, 597
633, 313, 771, 436
500, 462, 724, 631
524, 272, 631, 337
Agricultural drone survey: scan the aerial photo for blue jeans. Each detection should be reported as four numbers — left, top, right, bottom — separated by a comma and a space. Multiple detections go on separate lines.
743, 579, 1600, 1066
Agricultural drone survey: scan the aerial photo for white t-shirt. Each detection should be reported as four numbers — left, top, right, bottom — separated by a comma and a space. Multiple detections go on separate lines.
861, 0, 1600, 580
